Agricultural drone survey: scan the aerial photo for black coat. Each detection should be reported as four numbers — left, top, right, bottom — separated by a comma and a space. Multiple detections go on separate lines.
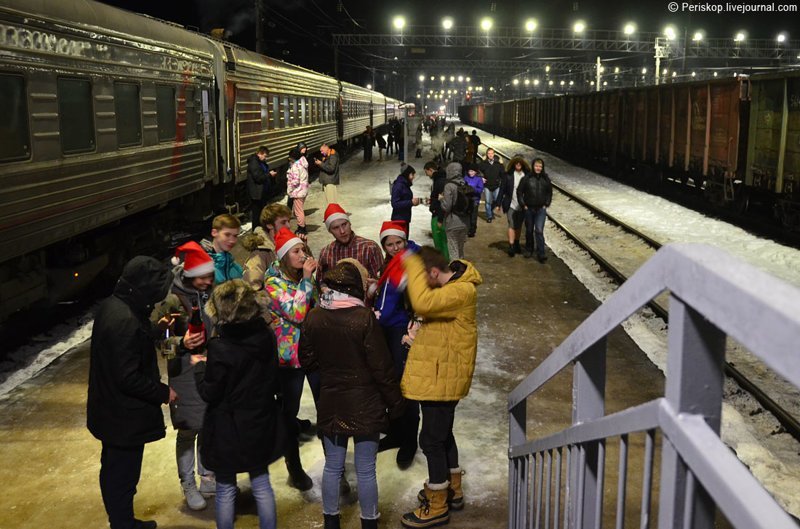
429, 169, 447, 223
246, 154, 270, 201
518, 171, 553, 209
496, 169, 531, 213
195, 318, 284, 474
87, 256, 173, 446
391, 173, 414, 223
478, 156, 504, 191
299, 306, 404, 437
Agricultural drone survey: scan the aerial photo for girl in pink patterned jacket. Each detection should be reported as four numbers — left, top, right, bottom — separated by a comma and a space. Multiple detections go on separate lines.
286, 145, 310, 236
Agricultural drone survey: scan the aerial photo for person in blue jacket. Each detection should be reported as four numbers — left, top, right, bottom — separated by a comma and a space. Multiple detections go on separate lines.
463, 163, 485, 238
391, 164, 421, 224
373, 220, 420, 469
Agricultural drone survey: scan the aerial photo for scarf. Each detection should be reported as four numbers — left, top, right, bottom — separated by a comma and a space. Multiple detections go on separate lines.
319, 288, 365, 310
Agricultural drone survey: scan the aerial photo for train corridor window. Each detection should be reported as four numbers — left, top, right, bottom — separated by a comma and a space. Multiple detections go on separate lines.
58, 77, 95, 154
184, 87, 196, 139
0, 73, 31, 161
260, 95, 268, 130
300, 98, 307, 126
269, 96, 277, 129
281, 96, 288, 128
114, 82, 141, 147
289, 97, 297, 127
156, 85, 176, 141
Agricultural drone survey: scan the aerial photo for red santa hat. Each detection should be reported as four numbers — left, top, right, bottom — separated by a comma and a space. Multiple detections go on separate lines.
379, 220, 408, 242
324, 203, 349, 229
275, 227, 304, 260
171, 241, 214, 278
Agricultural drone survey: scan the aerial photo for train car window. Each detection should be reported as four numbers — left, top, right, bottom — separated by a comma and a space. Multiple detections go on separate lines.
185, 87, 196, 139
156, 85, 176, 141
260, 96, 268, 130
281, 96, 288, 128
0, 73, 31, 161
289, 97, 297, 127
58, 77, 95, 154
269, 96, 277, 129
114, 82, 141, 148
300, 98, 307, 126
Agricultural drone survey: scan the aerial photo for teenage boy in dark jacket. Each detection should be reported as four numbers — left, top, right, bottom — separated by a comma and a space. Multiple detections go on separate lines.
517, 157, 553, 262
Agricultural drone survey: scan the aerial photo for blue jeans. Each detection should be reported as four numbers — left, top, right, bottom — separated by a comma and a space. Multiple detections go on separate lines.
176, 429, 212, 484
483, 187, 500, 220
216, 470, 276, 529
322, 434, 380, 520
524, 207, 547, 257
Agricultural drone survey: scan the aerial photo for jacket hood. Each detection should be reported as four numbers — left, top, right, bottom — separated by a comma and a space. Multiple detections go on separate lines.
240, 231, 275, 253
114, 256, 173, 314
171, 265, 210, 306
445, 162, 463, 181
205, 278, 263, 325
531, 157, 547, 175
506, 155, 531, 173
449, 259, 483, 287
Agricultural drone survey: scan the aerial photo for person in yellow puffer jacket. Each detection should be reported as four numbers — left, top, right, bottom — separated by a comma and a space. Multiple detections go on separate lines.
399, 246, 482, 529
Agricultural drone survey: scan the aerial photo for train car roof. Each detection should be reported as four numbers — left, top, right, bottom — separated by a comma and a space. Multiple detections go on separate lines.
0, 0, 217, 57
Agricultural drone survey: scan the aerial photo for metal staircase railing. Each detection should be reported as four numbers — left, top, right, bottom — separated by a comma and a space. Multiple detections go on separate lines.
508, 243, 800, 529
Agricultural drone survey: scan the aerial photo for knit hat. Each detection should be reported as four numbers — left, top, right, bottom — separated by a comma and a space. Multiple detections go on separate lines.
324, 203, 349, 229
274, 227, 303, 260
379, 220, 408, 242
400, 164, 416, 178
171, 241, 214, 278
323, 259, 368, 300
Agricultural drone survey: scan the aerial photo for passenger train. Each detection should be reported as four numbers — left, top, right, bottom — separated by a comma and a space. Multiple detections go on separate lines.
0, 0, 406, 320
459, 71, 800, 232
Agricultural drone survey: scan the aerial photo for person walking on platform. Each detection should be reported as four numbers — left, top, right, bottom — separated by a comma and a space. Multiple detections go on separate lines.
157, 242, 218, 511
447, 132, 467, 164
286, 145, 310, 238
194, 279, 284, 529
496, 155, 530, 257
300, 260, 404, 529
315, 143, 340, 206
264, 228, 319, 492
440, 162, 470, 260
478, 148, 503, 224
246, 146, 277, 226
424, 162, 449, 260
374, 221, 421, 469
399, 246, 482, 529
518, 157, 553, 262
415, 123, 423, 158
201, 214, 243, 284
318, 204, 384, 280
362, 126, 375, 162
467, 131, 481, 163
391, 164, 421, 225
462, 164, 484, 238
87, 256, 181, 529
376, 132, 387, 161
387, 126, 396, 157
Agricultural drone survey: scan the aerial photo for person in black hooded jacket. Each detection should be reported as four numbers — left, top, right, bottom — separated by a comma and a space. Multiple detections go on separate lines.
87, 255, 191, 529
517, 157, 553, 261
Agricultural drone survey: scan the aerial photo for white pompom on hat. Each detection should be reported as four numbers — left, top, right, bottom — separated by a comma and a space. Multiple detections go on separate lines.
323, 203, 349, 229
274, 227, 304, 260
172, 241, 214, 278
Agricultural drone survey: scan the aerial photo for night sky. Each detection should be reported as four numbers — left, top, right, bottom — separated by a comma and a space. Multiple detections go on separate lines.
98, 0, 795, 96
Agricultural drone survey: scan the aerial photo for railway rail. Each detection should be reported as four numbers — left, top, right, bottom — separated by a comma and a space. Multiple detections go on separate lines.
485, 143, 800, 443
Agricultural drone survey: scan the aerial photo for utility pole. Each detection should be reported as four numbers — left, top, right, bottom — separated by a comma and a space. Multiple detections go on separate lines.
255, 0, 266, 55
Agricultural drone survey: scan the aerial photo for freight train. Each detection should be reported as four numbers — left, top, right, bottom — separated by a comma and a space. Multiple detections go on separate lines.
0, 0, 407, 320
459, 71, 800, 232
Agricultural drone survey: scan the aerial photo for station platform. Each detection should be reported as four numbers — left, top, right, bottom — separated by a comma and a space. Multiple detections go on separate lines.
0, 138, 666, 528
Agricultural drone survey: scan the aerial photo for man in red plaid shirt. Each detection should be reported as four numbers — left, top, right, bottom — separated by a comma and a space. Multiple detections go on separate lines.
318, 203, 383, 280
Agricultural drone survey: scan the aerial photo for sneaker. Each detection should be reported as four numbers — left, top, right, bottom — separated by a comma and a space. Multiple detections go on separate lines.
199, 476, 216, 497
181, 481, 207, 511
487, 218, 493, 223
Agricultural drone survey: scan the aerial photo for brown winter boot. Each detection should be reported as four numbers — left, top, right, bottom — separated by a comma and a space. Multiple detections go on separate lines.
417, 468, 464, 510
402, 482, 450, 528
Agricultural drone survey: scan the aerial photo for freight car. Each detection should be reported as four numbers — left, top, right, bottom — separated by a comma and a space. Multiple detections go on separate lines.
0, 0, 406, 320
459, 70, 800, 232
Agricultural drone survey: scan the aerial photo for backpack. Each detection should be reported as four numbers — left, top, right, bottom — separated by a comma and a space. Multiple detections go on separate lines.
451, 181, 477, 216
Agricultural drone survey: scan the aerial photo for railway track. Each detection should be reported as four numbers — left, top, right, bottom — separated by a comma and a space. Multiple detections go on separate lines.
484, 144, 800, 443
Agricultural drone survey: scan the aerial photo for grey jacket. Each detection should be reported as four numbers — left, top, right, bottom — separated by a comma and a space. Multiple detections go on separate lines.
318, 150, 340, 185
441, 162, 469, 231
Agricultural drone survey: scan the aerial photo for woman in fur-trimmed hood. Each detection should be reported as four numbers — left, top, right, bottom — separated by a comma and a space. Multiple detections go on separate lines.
195, 279, 283, 528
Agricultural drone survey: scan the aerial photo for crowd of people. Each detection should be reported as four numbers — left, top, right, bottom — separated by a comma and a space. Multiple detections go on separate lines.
86, 121, 552, 529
